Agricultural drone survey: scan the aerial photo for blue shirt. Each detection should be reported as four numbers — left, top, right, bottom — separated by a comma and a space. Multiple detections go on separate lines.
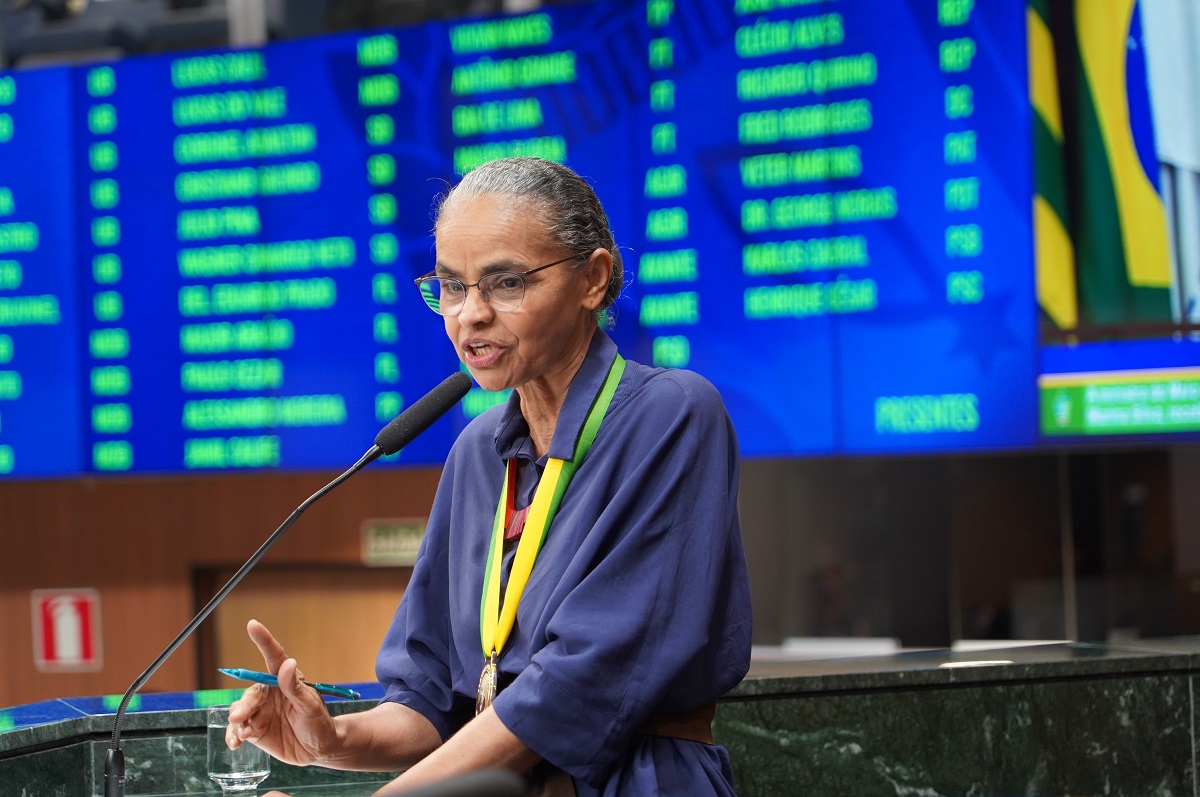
376, 331, 752, 795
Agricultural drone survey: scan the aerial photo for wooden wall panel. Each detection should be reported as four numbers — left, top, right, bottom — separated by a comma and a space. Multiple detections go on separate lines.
206, 566, 413, 689
0, 467, 440, 708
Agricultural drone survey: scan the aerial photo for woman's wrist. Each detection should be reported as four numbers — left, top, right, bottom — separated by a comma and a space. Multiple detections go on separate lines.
315, 703, 440, 772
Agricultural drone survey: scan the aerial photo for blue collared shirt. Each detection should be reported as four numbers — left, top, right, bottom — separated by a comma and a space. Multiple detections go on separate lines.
377, 330, 752, 794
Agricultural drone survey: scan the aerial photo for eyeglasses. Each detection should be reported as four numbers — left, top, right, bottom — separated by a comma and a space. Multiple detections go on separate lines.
414, 253, 586, 316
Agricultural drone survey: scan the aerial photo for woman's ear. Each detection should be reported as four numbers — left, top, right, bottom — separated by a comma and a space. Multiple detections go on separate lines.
580, 249, 613, 311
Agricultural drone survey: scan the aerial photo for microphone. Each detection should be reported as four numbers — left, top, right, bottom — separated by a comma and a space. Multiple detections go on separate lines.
371, 371, 473, 461
103, 371, 472, 797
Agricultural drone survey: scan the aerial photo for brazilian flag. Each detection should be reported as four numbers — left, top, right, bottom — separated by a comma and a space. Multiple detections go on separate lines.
1030, 0, 1076, 332
1033, 0, 1173, 334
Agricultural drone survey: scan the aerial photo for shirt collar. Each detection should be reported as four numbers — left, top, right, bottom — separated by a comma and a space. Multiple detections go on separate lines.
494, 330, 618, 462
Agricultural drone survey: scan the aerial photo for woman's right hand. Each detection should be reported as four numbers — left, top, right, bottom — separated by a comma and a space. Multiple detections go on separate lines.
224, 619, 341, 766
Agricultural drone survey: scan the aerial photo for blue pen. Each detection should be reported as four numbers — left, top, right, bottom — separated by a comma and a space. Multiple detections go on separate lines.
219, 667, 361, 700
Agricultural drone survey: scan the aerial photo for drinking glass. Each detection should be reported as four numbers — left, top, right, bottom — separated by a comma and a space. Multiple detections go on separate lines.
207, 705, 270, 793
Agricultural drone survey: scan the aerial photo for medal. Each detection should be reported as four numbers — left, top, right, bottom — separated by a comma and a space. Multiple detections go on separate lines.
476, 651, 498, 715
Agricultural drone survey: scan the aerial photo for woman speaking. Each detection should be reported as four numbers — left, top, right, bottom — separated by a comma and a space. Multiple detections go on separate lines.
225, 157, 752, 796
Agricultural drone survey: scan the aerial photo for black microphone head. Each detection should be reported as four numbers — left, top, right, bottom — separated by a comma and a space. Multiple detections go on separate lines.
375, 371, 472, 455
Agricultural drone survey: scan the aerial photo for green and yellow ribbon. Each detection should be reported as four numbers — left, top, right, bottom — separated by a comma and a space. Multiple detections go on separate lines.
480, 354, 625, 661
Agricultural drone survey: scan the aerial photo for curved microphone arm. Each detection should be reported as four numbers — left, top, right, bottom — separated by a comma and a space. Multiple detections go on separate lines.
102, 370, 471, 797
103, 445, 380, 797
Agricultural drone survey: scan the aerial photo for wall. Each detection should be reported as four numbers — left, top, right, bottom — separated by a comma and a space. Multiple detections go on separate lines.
1172, 447, 1200, 572
3, 443, 1197, 709
0, 466, 440, 708
737, 449, 1183, 647
739, 456, 957, 646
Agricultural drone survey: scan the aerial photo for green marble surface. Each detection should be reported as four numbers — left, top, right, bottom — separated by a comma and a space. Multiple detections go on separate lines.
714, 638, 1200, 797
0, 701, 398, 796
4, 639, 1200, 796
718, 670, 1194, 796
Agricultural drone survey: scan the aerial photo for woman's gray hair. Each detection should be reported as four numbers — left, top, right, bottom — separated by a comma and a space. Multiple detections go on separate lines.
433, 157, 624, 326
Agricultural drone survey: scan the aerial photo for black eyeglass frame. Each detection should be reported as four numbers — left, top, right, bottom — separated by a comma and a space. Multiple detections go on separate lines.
414, 253, 588, 316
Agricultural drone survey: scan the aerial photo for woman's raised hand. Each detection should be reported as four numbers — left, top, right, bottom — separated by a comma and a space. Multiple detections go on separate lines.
224, 619, 341, 766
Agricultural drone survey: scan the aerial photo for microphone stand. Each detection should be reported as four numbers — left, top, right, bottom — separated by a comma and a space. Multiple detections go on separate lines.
103, 444, 383, 797
103, 369, 471, 796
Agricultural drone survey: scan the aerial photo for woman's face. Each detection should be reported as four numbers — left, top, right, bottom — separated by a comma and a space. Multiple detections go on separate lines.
434, 193, 609, 394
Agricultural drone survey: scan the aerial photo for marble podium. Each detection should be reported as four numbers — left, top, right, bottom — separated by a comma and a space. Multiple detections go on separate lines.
4, 638, 1199, 795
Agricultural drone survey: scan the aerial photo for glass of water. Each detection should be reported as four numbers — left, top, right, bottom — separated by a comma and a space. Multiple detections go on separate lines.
207, 705, 270, 793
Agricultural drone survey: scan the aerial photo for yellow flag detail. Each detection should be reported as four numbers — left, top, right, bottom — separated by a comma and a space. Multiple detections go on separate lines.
1075, 0, 1170, 289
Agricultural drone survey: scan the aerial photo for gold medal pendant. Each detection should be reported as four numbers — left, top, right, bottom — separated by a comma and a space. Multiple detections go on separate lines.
476, 652, 498, 715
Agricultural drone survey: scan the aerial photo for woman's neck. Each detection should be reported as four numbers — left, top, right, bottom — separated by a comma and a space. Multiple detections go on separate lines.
518, 378, 574, 459
516, 330, 595, 458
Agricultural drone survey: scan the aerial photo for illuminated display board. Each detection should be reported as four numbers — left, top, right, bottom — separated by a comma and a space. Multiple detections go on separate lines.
71, 33, 464, 474
624, 0, 1034, 455
0, 0, 1188, 478
0, 68, 84, 476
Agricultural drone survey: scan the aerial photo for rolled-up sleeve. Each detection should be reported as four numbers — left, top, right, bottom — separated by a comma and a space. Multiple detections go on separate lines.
375, 447, 474, 741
